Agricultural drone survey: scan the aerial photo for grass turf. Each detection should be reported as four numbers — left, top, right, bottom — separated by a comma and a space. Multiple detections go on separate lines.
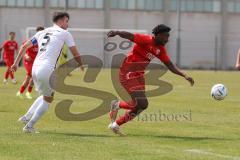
0, 67, 240, 160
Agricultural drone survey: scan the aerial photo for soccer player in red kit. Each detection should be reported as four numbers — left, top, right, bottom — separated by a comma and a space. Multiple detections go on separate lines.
107, 24, 195, 135
0, 32, 18, 84
16, 27, 44, 99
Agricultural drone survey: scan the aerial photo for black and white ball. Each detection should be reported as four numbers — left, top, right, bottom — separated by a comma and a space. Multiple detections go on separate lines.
211, 84, 227, 101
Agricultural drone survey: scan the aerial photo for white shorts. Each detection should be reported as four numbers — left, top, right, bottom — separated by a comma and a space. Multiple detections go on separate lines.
32, 64, 55, 97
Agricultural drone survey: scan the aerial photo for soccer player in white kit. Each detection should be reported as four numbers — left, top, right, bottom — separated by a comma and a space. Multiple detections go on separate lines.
11, 12, 83, 133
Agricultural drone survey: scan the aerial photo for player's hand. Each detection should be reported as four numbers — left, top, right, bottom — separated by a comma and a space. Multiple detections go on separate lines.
11, 64, 18, 72
236, 64, 240, 70
185, 75, 194, 86
107, 31, 118, 38
25, 55, 31, 61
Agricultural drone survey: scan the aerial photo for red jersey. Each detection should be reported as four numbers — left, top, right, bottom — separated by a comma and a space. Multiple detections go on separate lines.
120, 34, 170, 78
25, 44, 38, 63
2, 40, 18, 60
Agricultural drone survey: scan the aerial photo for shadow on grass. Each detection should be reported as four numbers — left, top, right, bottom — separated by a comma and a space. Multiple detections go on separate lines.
44, 131, 113, 138
127, 134, 228, 141
43, 131, 230, 141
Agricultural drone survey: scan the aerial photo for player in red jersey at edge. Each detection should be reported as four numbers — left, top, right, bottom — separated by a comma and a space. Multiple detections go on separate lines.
16, 27, 44, 99
0, 32, 18, 84
107, 24, 195, 135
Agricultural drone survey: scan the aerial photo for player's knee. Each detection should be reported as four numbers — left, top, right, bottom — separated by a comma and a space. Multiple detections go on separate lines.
141, 99, 148, 110
136, 99, 148, 110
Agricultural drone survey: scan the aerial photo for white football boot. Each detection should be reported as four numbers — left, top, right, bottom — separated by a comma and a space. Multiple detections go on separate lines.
16, 91, 24, 99
108, 122, 125, 136
25, 92, 33, 99
23, 125, 39, 134
3, 79, 8, 84
11, 79, 17, 84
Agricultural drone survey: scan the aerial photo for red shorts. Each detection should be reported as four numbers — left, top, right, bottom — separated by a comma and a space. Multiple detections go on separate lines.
4, 58, 14, 67
24, 60, 33, 77
119, 71, 145, 93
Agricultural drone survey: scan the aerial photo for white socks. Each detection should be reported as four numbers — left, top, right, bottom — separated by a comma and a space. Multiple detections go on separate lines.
24, 96, 43, 120
27, 98, 49, 128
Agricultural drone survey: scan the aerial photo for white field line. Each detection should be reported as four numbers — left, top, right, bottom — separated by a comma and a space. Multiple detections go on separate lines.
185, 149, 240, 160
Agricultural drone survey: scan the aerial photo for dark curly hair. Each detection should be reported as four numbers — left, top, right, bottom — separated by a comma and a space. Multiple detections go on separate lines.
36, 26, 44, 32
152, 24, 171, 36
52, 12, 70, 23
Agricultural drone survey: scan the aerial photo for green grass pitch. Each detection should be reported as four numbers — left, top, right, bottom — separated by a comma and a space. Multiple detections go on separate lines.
0, 67, 240, 160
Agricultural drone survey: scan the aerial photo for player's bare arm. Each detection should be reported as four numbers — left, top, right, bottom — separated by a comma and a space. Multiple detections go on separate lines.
11, 40, 33, 72
107, 30, 134, 41
236, 49, 240, 70
164, 61, 194, 86
69, 46, 84, 71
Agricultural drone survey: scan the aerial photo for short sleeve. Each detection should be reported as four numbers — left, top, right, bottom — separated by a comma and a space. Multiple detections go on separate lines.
2, 41, 8, 48
133, 33, 153, 45
65, 31, 75, 47
157, 47, 171, 63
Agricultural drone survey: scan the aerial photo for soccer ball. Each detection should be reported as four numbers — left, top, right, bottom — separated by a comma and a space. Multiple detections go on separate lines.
211, 84, 227, 101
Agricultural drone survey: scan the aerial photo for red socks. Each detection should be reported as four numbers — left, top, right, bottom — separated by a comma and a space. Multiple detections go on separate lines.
9, 71, 14, 79
20, 86, 33, 93
20, 86, 26, 93
4, 71, 9, 79
116, 101, 138, 126
28, 86, 33, 92
116, 110, 137, 126
4, 69, 14, 80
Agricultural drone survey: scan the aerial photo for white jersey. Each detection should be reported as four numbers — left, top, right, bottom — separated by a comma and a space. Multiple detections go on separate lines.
31, 24, 75, 68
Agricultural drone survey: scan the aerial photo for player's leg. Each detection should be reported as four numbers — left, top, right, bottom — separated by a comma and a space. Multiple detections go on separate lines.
109, 91, 148, 135
18, 67, 42, 124
25, 78, 34, 99
109, 100, 135, 123
109, 77, 144, 122
3, 59, 10, 84
18, 95, 44, 124
116, 91, 148, 125
7, 68, 16, 84
8, 59, 16, 84
24, 62, 34, 99
22, 66, 54, 133
3, 70, 9, 84
109, 76, 147, 135
16, 75, 31, 98
24, 93, 53, 133
9, 69, 15, 82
